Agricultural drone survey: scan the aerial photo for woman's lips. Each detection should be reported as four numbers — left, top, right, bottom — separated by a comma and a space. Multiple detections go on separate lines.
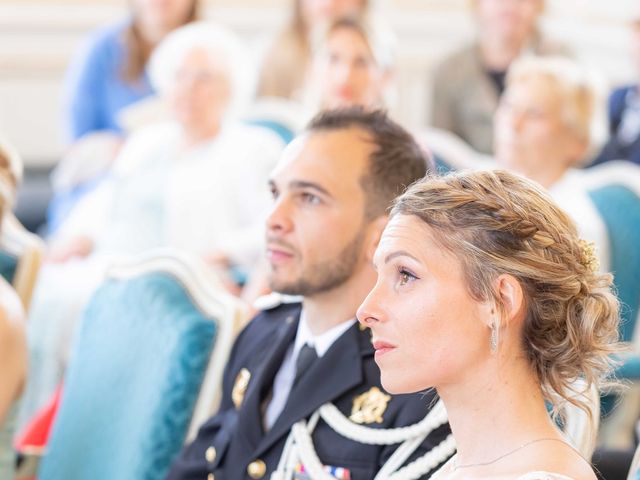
372, 340, 396, 357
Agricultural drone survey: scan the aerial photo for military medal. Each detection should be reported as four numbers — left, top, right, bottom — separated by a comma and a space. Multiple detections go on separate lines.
349, 386, 390, 424
232, 368, 251, 409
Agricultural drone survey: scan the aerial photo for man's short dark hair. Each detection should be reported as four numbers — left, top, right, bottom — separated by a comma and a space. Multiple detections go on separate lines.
307, 107, 433, 219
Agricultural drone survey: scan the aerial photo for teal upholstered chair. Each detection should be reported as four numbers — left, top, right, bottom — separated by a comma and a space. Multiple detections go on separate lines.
581, 162, 640, 446
418, 127, 491, 174
243, 97, 307, 145
0, 214, 43, 312
583, 162, 640, 377
38, 249, 246, 480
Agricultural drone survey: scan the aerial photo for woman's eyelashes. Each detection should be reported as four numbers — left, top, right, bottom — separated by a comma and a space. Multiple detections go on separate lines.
397, 266, 418, 287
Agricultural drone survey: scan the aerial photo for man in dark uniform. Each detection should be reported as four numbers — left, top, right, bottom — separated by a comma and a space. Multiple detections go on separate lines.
167, 108, 452, 480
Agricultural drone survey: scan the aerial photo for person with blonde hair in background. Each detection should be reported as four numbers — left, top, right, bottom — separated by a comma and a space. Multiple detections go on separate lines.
257, 0, 371, 102
493, 55, 610, 270
359, 169, 622, 480
0, 140, 27, 479
430, 0, 569, 154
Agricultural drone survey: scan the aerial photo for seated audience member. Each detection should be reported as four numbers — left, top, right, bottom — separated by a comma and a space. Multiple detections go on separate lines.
430, 0, 569, 154
167, 108, 451, 480
64, 0, 198, 141
257, 0, 370, 101
305, 16, 395, 111
51, 0, 199, 232
19, 22, 284, 429
359, 169, 621, 479
593, 11, 640, 167
493, 56, 610, 270
0, 140, 27, 478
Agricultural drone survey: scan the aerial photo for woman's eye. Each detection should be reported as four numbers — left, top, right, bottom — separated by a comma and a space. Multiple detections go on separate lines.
398, 268, 417, 286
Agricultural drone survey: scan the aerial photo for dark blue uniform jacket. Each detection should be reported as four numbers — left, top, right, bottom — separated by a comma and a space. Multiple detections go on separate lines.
167, 302, 450, 480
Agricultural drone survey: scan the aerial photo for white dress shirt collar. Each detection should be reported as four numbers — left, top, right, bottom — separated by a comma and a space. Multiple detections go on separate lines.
293, 310, 356, 358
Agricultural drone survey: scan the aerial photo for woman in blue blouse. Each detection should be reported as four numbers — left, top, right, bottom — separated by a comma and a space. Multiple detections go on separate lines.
64, 0, 199, 141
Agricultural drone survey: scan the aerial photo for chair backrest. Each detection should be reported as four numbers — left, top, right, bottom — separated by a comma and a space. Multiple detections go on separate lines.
417, 127, 490, 172
0, 213, 44, 312
583, 162, 640, 343
243, 97, 308, 144
38, 249, 246, 480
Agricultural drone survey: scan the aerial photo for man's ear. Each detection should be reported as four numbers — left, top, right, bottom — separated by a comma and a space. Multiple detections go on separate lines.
365, 215, 388, 261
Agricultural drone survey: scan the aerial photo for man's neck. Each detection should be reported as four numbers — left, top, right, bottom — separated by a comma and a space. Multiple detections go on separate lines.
479, 33, 531, 71
302, 274, 373, 336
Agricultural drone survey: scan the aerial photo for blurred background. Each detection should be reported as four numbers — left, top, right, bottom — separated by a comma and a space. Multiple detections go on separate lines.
0, 0, 633, 166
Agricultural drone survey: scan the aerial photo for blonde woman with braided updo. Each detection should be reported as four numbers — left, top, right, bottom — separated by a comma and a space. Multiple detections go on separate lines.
357, 170, 621, 480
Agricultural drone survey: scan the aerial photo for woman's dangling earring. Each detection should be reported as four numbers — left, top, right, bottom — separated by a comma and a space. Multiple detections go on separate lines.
490, 322, 498, 353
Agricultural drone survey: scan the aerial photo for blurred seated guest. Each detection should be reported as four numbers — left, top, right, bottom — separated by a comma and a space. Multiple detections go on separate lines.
52, 0, 199, 233
305, 16, 395, 110
430, 0, 569, 154
257, 0, 370, 101
593, 10, 640, 167
493, 56, 610, 270
0, 140, 27, 479
359, 169, 621, 479
64, 0, 198, 142
19, 21, 284, 430
243, 15, 395, 153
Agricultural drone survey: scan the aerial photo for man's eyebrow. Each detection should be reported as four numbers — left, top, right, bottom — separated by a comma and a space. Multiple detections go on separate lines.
384, 250, 420, 264
289, 180, 332, 197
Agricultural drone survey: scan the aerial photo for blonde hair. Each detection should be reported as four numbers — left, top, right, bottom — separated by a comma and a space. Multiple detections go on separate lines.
507, 56, 608, 162
392, 170, 620, 419
0, 139, 22, 235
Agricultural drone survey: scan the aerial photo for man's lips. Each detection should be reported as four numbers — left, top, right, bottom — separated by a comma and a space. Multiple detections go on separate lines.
372, 340, 397, 357
266, 245, 295, 263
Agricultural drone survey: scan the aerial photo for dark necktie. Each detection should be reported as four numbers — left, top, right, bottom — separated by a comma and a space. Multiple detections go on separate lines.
294, 343, 318, 385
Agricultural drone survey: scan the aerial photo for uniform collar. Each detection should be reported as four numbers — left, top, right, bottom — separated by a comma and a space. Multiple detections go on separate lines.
294, 309, 357, 358
254, 320, 372, 458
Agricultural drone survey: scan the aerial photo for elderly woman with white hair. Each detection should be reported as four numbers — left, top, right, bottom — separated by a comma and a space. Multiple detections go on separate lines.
492, 55, 611, 271
19, 21, 284, 427
0, 139, 27, 478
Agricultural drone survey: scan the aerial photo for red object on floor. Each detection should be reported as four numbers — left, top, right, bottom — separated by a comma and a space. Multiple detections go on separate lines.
14, 384, 63, 454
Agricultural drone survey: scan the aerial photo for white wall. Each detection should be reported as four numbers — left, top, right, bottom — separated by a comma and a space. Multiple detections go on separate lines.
0, 0, 635, 166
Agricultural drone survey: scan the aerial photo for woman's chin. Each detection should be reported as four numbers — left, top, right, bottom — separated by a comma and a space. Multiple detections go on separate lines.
381, 375, 424, 395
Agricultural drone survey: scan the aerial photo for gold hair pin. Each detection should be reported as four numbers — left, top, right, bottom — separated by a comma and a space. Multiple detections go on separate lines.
578, 239, 599, 273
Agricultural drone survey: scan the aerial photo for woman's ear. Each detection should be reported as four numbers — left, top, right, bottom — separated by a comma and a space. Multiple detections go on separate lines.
494, 274, 525, 325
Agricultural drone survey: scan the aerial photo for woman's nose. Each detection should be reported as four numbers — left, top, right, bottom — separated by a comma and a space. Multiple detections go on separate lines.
356, 285, 384, 328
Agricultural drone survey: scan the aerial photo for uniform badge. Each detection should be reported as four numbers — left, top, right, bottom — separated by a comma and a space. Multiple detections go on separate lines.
232, 368, 251, 409
349, 386, 390, 424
